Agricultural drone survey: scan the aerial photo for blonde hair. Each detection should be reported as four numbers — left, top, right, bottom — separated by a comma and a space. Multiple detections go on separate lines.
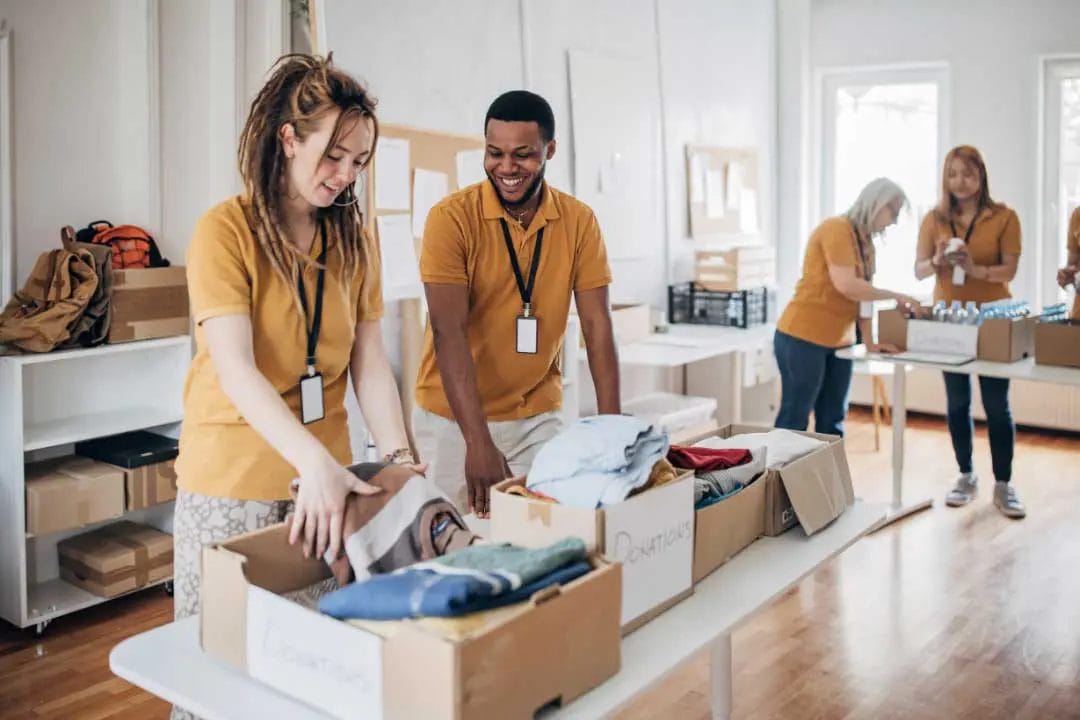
237, 53, 379, 306
845, 177, 908, 237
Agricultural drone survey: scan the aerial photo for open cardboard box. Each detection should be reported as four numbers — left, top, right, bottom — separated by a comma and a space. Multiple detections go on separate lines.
489, 471, 694, 633
1034, 320, 1080, 368
201, 523, 621, 720
685, 471, 767, 584
879, 307, 1036, 362
682, 423, 854, 538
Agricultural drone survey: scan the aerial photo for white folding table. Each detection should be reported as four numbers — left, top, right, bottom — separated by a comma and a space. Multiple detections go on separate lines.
837, 346, 1080, 530
110, 501, 884, 720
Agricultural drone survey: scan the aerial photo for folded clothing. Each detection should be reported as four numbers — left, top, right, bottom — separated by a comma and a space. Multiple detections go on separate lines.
628, 458, 680, 498
693, 429, 825, 469
527, 415, 669, 508
668, 445, 752, 473
291, 462, 479, 586
318, 537, 589, 620
693, 447, 768, 509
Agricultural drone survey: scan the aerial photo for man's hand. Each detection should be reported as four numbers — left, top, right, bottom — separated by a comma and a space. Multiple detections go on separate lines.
464, 438, 512, 518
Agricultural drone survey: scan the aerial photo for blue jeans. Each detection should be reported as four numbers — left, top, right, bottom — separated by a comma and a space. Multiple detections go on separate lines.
942, 373, 1014, 483
773, 330, 853, 436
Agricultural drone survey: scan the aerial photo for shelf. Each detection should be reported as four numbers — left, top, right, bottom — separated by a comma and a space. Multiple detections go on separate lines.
27, 576, 172, 625
2, 336, 190, 366
24, 406, 183, 451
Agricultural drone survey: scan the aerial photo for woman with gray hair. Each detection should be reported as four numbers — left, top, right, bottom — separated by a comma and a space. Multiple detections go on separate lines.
774, 177, 919, 436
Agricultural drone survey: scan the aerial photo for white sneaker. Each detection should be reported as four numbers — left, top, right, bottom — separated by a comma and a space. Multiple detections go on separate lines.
945, 473, 977, 507
994, 482, 1026, 519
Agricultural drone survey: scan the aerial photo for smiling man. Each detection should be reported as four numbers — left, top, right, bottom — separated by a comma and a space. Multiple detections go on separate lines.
414, 90, 621, 518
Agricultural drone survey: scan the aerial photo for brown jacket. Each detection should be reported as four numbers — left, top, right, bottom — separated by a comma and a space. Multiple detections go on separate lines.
0, 246, 99, 352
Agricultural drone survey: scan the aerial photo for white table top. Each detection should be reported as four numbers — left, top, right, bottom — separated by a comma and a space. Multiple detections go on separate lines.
838, 345, 1080, 386
110, 500, 885, 720
616, 324, 776, 368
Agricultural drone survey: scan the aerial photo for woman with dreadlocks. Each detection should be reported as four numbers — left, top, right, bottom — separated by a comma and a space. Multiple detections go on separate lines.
171, 54, 417, 640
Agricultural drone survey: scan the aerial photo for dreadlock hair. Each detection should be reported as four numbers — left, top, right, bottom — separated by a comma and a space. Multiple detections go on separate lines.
237, 52, 379, 308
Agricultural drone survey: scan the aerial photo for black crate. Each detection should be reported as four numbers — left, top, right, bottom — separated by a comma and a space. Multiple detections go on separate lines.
668, 283, 770, 328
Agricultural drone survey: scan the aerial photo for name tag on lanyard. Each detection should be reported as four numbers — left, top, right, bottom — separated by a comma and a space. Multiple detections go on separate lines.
500, 219, 544, 355
298, 226, 328, 425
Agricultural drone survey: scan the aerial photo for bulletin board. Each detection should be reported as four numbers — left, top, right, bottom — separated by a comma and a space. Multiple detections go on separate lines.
685, 144, 760, 241
365, 124, 486, 442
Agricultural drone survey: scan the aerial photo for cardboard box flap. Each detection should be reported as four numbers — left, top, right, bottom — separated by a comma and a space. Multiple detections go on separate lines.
490, 478, 604, 552
217, 522, 330, 594
778, 444, 854, 535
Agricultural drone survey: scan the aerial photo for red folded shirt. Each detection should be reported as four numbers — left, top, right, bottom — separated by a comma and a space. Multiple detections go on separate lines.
667, 445, 753, 472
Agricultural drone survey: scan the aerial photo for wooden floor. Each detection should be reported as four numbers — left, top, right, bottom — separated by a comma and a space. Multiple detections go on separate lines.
2, 410, 1079, 719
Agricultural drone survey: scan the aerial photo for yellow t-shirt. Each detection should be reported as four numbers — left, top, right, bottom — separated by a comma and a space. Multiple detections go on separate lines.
1069, 207, 1080, 319
176, 197, 383, 500
416, 181, 612, 421
777, 216, 873, 348
917, 206, 1021, 306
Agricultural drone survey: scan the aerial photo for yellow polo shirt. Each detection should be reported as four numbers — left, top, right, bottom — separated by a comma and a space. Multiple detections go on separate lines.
777, 216, 873, 348
176, 197, 383, 500
416, 181, 612, 421
917, 206, 1021, 306
1069, 207, 1080, 318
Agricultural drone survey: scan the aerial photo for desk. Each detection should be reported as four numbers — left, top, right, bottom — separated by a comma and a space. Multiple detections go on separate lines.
110, 501, 885, 720
838, 347, 1080, 530
614, 324, 776, 422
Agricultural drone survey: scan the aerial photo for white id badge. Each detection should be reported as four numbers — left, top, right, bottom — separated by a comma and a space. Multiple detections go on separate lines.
516, 315, 539, 354
860, 301, 873, 319
299, 373, 325, 424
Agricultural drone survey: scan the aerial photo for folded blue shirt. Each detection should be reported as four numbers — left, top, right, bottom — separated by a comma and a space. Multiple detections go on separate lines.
318, 560, 593, 620
526, 415, 669, 508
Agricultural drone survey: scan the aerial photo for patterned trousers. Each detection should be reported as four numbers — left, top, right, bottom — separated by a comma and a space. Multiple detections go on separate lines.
170, 489, 292, 720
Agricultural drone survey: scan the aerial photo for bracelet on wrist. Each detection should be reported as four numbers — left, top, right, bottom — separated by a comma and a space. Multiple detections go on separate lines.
383, 448, 415, 465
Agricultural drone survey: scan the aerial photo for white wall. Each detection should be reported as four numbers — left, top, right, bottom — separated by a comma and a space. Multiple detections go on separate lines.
323, 0, 777, 311
0, 0, 153, 284
809, 0, 1080, 305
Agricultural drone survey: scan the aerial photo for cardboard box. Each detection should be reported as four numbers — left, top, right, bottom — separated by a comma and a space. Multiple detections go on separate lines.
25, 456, 125, 536
683, 424, 854, 538
695, 245, 776, 292
1034, 320, 1080, 368
490, 472, 694, 632
119, 459, 177, 511
690, 475, 767, 583
108, 266, 190, 343
878, 308, 1036, 362
58, 520, 173, 598
200, 523, 621, 720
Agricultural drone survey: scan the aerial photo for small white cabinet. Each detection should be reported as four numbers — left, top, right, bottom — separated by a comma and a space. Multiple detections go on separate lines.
0, 336, 191, 632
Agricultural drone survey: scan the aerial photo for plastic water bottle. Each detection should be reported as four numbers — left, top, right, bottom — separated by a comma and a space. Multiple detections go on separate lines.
964, 301, 980, 325
949, 300, 963, 323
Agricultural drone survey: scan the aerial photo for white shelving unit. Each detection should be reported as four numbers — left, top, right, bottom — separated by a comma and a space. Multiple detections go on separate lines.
0, 336, 191, 633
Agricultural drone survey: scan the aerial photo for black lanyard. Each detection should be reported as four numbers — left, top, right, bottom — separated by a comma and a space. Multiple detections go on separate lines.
296, 224, 327, 376
849, 221, 871, 280
950, 211, 979, 245
499, 218, 544, 316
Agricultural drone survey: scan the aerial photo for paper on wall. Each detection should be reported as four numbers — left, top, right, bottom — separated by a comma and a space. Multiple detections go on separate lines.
411, 169, 449, 239
705, 169, 726, 219
455, 148, 487, 189
739, 189, 759, 234
689, 153, 706, 204
726, 161, 744, 211
376, 214, 422, 301
374, 137, 410, 211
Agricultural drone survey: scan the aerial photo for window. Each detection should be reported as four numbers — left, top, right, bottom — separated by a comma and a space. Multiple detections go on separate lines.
817, 65, 949, 300
1040, 58, 1080, 307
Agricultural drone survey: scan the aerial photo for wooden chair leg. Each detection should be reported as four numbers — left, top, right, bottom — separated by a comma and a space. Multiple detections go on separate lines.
879, 377, 891, 425
872, 376, 882, 451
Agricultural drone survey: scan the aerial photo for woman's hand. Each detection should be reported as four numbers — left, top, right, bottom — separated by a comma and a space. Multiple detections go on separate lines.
865, 342, 900, 355
1058, 265, 1078, 289
891, 293, 921, 314
289, 453, 382, 560
932, 238, 950, 269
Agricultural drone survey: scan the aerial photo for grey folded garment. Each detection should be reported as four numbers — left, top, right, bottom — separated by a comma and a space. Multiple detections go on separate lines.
693, 446, 768, 502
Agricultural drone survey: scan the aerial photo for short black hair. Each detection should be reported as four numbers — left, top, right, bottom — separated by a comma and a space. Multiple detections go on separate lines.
484, 90, 555, 143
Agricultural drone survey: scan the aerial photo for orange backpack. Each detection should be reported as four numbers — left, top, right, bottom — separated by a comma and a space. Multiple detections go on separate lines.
75, 220, 170, 270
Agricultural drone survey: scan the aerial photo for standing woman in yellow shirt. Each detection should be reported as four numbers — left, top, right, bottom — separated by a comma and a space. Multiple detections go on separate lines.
1057, 207, 1080, 317
914, 145, 1025, 518
172, 55, 417, 645
774, 178, 918, 436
